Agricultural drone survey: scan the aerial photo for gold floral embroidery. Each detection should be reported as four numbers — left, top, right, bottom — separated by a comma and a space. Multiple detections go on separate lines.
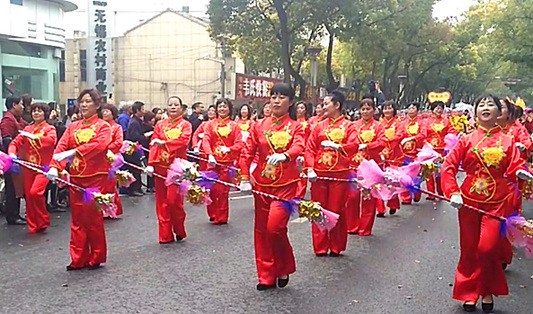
160, 151, 170, 163
430, 138, 440, 147
269, 131, 292, 150
385, 128, 395, 140
301, 121, 308, 130
408, 123, 419, 135
75, 128, 96, 143
381, 148, 390, 158
29, 154, 38, 164
71, 156, 81, 171
261, 164, 277, 180
217, 125, 231, 137
403, 141, 414, 151
239, 123, 250, 132
360, 130, 375, 143
432, 123, 444, 133
470, 177, 491, 196
327, 128, 345, 143
481, 146, 505, 168
318, 152, 334, 166
164, 126, 182, 140
353, 152, 364, 164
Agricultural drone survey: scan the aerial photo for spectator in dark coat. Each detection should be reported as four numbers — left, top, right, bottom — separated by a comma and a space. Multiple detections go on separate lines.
125, 101, 145, 196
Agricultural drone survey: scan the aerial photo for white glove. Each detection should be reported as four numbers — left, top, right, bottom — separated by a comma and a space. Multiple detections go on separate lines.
144, 131, 154, 137
516, 143, 527, 152
401, 137, 414, 145
266, 153, 287, 165
450, 194, 463, 209
151, 138, 165, 146
358, 144, 367, 151
517, 169, 533, 181
19, 130, 38, 140
239, 180, 252, 192
9, 153, 17, 160
220, 146, 231, 154
198, 133, 204, 139
307, 169, 318, 182
193, 147, 200, 154
297, 156, 304, 165
208, 155, 217, 167
144, 165, 154, 176
45, 168, 59, 181
241, 131, 250, 142
321, 140, 340, 150
53, 149, 76, 162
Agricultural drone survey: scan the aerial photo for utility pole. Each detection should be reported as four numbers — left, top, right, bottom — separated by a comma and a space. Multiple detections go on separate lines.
306, 46, 322, 105
220, 41, 227, 98
149, 54, 152, 105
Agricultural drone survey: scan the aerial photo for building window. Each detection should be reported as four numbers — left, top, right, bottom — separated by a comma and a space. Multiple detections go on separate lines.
59, 50, 66, 82
80, 49, 87, 82
10, 0, 23, 5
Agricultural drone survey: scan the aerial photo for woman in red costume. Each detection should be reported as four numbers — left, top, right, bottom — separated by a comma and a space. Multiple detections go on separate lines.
344, 98, 384, 236
101, 104, 124, 217
295, 101, 311, 199
305, 91, 357, 255
239, 83, 305, 291
145, 96, 192, 244
442, 95, 531, 313
8, 103, 56, 233
45, 89, 111, 271
308, 103, 325, 129
192, 105, 216, 171
203, 99, 244, 224
376, 100, 402, 217
399, 102, 426, 204
424, 101, 456, 200
235, 104, 254, 142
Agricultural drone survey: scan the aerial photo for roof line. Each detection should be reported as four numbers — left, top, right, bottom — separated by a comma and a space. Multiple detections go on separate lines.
123, 9, 209, 36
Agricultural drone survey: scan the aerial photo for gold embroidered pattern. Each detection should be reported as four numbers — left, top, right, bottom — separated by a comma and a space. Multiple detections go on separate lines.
261, 164, 277, 180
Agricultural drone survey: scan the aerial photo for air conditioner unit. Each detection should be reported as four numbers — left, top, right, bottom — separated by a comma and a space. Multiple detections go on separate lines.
53, 48, 62, 59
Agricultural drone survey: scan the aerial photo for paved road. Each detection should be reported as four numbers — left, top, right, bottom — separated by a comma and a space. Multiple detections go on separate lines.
1, 190, 532, 314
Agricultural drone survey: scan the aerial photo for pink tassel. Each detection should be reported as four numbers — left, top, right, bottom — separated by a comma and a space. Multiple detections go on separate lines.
506, 216, 533, 258
356, 159, 384, 189
416, 144, 441, 163
0, 151, 13, 174
444, 134, 460, 153
203, 194, 213, 206
316, 207, 340, 231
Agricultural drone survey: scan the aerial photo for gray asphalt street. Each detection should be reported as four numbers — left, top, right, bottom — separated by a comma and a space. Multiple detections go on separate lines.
1, 190, 532, 314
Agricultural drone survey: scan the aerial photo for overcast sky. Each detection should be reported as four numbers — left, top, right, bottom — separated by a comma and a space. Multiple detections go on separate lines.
64, 0, 476, 38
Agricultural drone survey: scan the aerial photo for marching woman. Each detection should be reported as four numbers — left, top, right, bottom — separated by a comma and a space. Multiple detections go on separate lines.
442, 95, 531, 313
145, 96, 192, 244
203, 99, 244, 224
192, 105, 216, 171
45, 89, 111, 270
305, 91, 358, 255
376, 100, 403, 217
8, 103, 57, 233
308, 103, 325, 128
399, 102, 426, 204
296, 101, 311, 199
101, 104, 124, 217
424, 101, 456, 199
239, 83, 305, 290
235, 104, 254, 142
344, 98, 384, 236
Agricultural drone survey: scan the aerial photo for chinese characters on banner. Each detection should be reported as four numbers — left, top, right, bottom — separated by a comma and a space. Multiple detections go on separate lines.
87, 0, 113, 96
235, 74, 282, 100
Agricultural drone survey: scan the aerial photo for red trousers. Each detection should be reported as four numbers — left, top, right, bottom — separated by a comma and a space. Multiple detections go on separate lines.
345, 189, 377, 236
101, 177, 123, 216
310, 179, 348, 254
454, 202, 508, 302
296, 177, 307, 199
23, 170, 50, 233
426, 174, 443, 197
253, 184, 296, 285
376, 196, 400, 214
154, 166, 186, 243
400, 190, 421, 204
207, 168, 230, 223
69, 175, 107, 268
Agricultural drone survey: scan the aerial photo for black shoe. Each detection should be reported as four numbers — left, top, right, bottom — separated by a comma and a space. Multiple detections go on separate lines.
18, 216, 27, 221
256, 283, 276, 291
129, 191, 143, 197
7, 219, 26, 225
209, 217, 215, 222
176, 235, 184, 242
66, 265, 86, 271
88, 264, 102, 270
277, 276, 289, 288
49, 207, 67, 213
389, 209, 397, 215
482, 302, 494, 313
462, 302, 476, 312
502, 263, 508, 270
214, 221, 228, 225
376, 213, 385, 218
414, 199, 420, 203
401, 201, 411, 205
330, 252, 341, 257
316, 253, 328, 257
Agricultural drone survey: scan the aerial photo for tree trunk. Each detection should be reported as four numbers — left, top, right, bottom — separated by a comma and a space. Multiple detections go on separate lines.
325, 24, 339, 92
273, 0, 292, 84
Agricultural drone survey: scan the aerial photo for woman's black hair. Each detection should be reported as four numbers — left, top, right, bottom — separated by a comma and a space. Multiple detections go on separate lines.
474, 94, 502, 114
295, 101, 311, 119
143, 111, 155, 124
215, 98, 234, 118
152, 107, 162, 115
270, 83, 295, 101
238, 104, 252, 120
430, 101, 445, 111
360, 98, 375, 110
168, 96, 184, 107
381, 100, 397, 117
259, 101, 271, 119
30, 102, 51, 120
21, 94, 33, 110
78, 88, 103, 118
407, 102, 421, 111
102, 104, 119, 120
326, 90, 346, 111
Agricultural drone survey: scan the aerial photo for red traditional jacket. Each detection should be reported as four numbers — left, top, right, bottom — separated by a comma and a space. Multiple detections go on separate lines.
502, 120, 533, 160
148, 117, 192, 169
203, 117, 244, 164
235, 118, 254, 133
399, 116, 426, 159
240, 114, 305, 188
51, 114, 111, 178
425, 115, 456, 153
192, 120, 211, 150
378, 117, 403, 165
8, 122, 57, 166
350, 118, 385, 168
297, 117, 311, 143
107, 121, 124, 154
441, 126, 524, 204
308, 115, 325, 130
305, 116, 358, 174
